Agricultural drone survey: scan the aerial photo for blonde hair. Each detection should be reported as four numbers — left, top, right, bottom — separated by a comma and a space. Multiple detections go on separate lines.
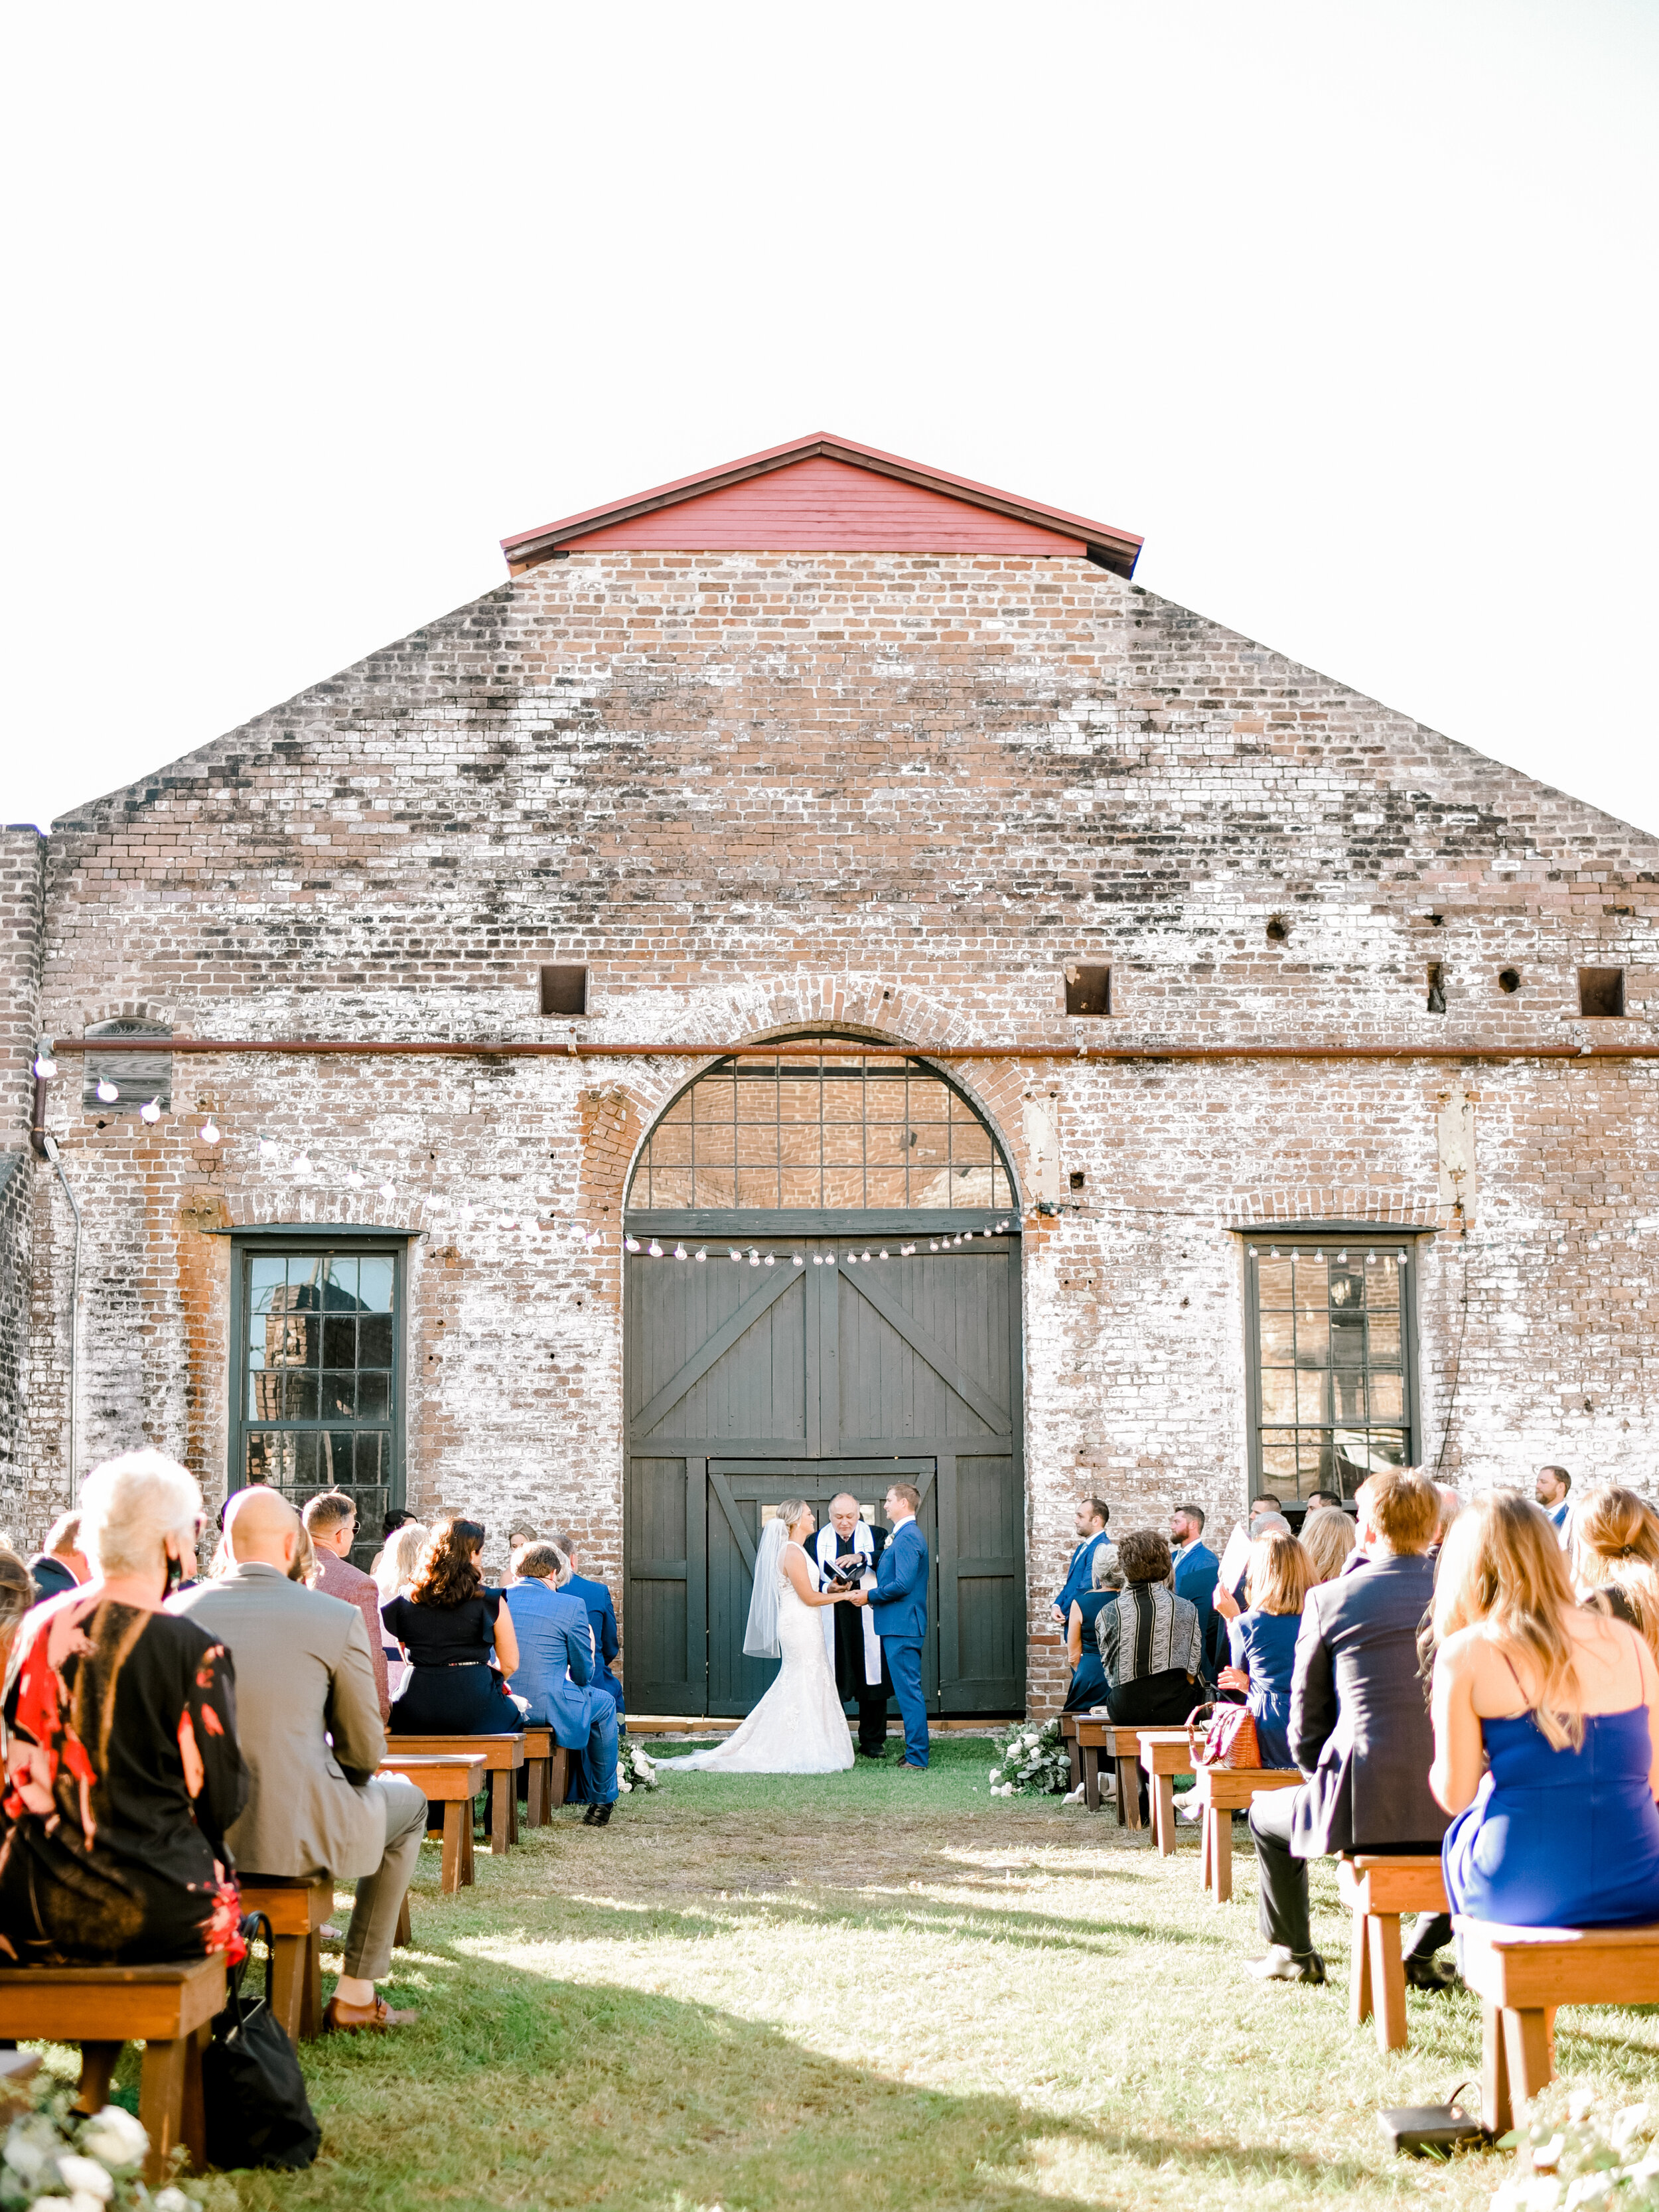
1300, 1507, 1356, 1585
1432, 1489, 1585, 1749
1358, 1467, 1439, 1553
1573, 1486, 1659, 1664
78, 1449, 202, 1581
374, 1519, 429, 1604
1246, 1531, 1313, 1617
777, 1497, 812, 1536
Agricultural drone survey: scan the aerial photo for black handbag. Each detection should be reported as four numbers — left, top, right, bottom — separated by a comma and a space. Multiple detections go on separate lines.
200, 1914, 321, 2170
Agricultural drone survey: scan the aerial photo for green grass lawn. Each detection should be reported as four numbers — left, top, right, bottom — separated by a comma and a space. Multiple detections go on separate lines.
36, 1736, 1659, 2209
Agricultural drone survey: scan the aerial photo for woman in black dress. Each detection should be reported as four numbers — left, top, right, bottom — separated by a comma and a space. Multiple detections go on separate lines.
383, 1517, 524, 1734
0, 1449, 249, 1966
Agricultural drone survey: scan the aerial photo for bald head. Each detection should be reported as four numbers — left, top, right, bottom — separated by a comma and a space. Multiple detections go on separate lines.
225, 1486, 302, 1571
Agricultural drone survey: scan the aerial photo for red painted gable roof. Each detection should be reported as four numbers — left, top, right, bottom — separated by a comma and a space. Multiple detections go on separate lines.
500, 433, 1142, 577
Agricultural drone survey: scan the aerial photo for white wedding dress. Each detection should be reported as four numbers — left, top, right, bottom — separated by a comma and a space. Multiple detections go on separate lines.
658, 1543, 855, 1774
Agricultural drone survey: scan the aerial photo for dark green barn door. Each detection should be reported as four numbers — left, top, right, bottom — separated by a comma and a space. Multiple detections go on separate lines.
624, 1234, 1021, 1716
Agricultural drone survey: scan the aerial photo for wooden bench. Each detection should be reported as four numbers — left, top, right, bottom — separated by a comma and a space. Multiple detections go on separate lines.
1074, 1718, 1143, 1828
1137, 1730, 1198, 1856
1060, 1712, 1082, 1793
379, 1751, 487, 1892
238, 1874, 332, 2043
1456, 1917, 1659, 2134
521, 1725, 572, 1825
1338, 1854, 1450, 2053
1192, 1767, 1301, 1903
0, 1955, 225, 2183
385, 1732, 524, 1855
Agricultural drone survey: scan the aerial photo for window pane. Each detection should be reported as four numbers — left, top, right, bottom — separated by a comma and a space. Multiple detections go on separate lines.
1296, 1372, 1330, 1424
323, 1432, 355, 1485
694, 1167, 736, 1209
1370, 1313, 1402, 1364
1329, 1265, 1365, 1311
1295, 1311, 1329, 1364
866, 1169, 908, 1207
324, 1371, 357, 1418
358, 1372, 390, 1420
359, 1315, 394, 1369
323, 1316, 356, 1368
250, 1256, 286, 1313
1259, 1371, 1297, 1421
323, 1256, 358, 1307
823, 1166, 864, 1208
1258, 1260, 1294, 1308
1333, 1374, 1367, 1422
284, 1372, 319, 1420
650, 1128, 693, 1167
865, 1125, 907, 1166
865, 1076, 908, 1122
1331, 1314, 1365, 1368
1370, 1372, 1405, 1421
357, 1258, 392, 1316
735, 1168, 779, 1208
778, 1168, 821, 1208
1260, 1438, 1298, 1478
1294, 1258, 1329, 1310
1259, 1311, 1295, 1363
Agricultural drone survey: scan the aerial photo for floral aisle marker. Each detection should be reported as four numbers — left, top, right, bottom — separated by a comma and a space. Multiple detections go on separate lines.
1490, 2082, 1659, 2208
618, 1742, 658, 1795
1, 2093, 199, 2211
986, 1719, 1070, 1798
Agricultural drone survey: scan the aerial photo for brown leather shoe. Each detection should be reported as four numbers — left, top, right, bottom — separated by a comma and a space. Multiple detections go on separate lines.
323, 1994, 419, 2033
898, 1761, 928, 1775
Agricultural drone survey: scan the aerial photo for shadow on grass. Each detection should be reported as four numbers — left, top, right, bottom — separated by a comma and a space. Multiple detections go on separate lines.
192, 1935, 1385, 2212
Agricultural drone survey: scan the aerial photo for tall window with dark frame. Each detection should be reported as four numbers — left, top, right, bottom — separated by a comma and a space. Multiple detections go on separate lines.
236, 1247, 401, 1548
1247, 1240, 1413, 1503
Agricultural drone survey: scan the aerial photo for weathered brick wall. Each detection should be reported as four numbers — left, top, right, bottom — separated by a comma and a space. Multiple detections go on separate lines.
0, 828, 44, 1522
19, 553, 1659, 1706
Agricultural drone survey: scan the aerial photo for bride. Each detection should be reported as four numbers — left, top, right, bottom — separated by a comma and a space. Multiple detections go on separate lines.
658, 1499, 855, 1773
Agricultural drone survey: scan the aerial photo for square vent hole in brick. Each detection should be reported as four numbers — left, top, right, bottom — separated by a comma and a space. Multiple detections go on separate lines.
1579, 968, 1625, 1018
1064, 964, 1111, 1017
540, 965, 588, 1017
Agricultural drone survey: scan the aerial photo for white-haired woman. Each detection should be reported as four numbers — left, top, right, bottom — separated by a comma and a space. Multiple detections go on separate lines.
0, 1450, 249, 1966
659, 1499, 855, 1774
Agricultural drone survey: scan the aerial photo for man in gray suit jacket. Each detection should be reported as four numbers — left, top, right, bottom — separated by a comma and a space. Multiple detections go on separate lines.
175, 1487, 425, 2031
1246, 1468, 1448, 1986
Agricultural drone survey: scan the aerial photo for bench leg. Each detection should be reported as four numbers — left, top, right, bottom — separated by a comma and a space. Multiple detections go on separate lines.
1482, 2000, 1513, 2136
441, 1801, 465, 1894
74, 2041, 119, 2114
395, 1891, 412, 1948
1503, 2004, 1554, 2110
1154, 1773, 1176, 1857
139, 2035, 188, 2185
1066, 1739, 1082, 1791
549, 1749, 569, 1810
1116, 1756, 1142, 1830
491, 1770, 512, 1855
1350, 1909, 1374, 2028
1368, 1911, 1407, 2053
180, 2023, 210, 2174
527, 1759, 547, 1827
1082, 1747, 1100, 1813
508, 1779, 520, 1846
301, 1929, 323, 2041
461, 1809, 475, 1887
1210, 1810, 1233, 1903
267, 1930, 305, 2045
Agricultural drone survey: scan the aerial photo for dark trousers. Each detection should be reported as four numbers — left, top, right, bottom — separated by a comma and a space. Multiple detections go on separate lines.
886, 1638, 928, 1767
851, 1681, 889, 1755
1249, 1787, 1450, 1958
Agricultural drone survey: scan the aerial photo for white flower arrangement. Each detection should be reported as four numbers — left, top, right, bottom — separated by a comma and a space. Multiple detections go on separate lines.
0, 2097, 200, 2212
1491, 2084, 1659, 2210
984, 1718, 1070, 1798
616, 1741, 658, 1795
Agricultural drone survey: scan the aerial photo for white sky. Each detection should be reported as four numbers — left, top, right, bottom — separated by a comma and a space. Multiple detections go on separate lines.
3, 3, 1655, 833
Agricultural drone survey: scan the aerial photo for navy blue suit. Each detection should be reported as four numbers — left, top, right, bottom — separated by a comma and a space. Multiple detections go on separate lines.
1173, 1540, 1225, 1684
1053, 1530, 1112, 1621
505, 1580, 618, 1805
869, 1518, 930, 1767
564, 1572, 624, 1717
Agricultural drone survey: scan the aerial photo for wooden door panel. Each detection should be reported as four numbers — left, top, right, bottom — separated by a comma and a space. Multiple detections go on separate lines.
624, 1455, 704, 1714
942, 1452, 1023, 1709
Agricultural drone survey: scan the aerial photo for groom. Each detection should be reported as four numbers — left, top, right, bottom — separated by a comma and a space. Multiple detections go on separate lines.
851, 1482, 930, 1773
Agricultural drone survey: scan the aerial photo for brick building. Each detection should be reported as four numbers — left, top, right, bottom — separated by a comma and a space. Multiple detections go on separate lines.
4, 433, 1657, 1716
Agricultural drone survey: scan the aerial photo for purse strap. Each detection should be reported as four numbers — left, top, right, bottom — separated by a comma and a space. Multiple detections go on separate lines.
224, 1911, 276, 2029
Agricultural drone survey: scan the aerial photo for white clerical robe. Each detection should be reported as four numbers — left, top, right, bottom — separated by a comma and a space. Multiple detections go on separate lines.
814, 1521, 882, 1686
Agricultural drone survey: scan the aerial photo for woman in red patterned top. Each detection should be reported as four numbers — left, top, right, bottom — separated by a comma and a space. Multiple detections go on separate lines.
0, 1450, 250, 1966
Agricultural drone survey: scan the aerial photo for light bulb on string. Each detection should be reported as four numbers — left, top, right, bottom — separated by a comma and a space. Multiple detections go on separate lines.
695, 1247, 707, 1263
625, 1236, 641, 1253
929, 1240, 939, 1252
380, 1182, 396, 1202
674, 1244, 687, 1261
879, 1249, 889, 1261
32, 1047, 56, 1080
952, 1234, 963, 1246
1337, 1250, 1348, 1264
902, 1245, 915, 1256
729, 1248, 741, 1262
459, 1203, 476, 1226
844, 1252, 857, 1265
141, 1098, 163, 1126
1398, 1248, 1409, 1264
346, 1170, 364, 1190
792, 1254, 804, 1266
198, 1118, 221, 1144
585, 1231, 602, 1248
811, 1254, 824, 1266
257, 1138, 279, 1165
648, 1240, 664, 1258
862, 1250, 873, 1262
96, 1078, 119, 1104
763, 1253, 775, 1266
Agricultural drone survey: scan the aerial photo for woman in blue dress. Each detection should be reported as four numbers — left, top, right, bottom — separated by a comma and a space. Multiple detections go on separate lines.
1218, 1532, 1311, 1768
1063, 1544, 1123, 1713
1431, 1489, 1659, 1927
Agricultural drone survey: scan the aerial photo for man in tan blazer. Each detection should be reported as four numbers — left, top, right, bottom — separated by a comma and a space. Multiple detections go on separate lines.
174, 1487, 425, 2032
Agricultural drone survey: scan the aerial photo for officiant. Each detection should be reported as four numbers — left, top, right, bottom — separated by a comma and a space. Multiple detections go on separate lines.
814, 1493, 891, 1758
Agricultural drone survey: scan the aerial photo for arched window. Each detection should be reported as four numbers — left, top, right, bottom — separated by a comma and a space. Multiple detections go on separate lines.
628, 1038, 1015, 1217
82, 1017, 172, 1113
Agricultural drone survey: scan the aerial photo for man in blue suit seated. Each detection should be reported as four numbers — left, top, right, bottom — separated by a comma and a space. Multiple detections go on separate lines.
553, 1530, 625, 1720
506, 1542, 620, 1828
852, 1482, 930, 1771
1170, 1502, 1224, 1687
1049, 1497, 1111, 1631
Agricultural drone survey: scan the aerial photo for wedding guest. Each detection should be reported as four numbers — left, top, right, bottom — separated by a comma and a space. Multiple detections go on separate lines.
382, 1507, 415, 1542
553, 1531, 624, 1720
1218, 1512, 1293, 1619
1095, 1530, 1204, 1727
177, 1486, 424, 2030
0, 1451, 248, 1966
374, 1518, 428, 1688
1433, 1485, 1465, 1550
505, 1543, 620, 1825
1063, 1543, 1122, 1713
1050, 1497, 1112, 1629
0, 1549, 36, 1671
27, 1511, 88, 1605
1573, 1485, 1659, 1660
1298, 1506, 1356, 1586
1245, 1469, 1447, 1988
1171, 1503, 1225, 1684
290, 1520, 316, 1584
1218, 1532, 1311, 1767
303, 1490, 390, 1722
1303, 1490, 1344, 1513
1433, 1488, 1659, 1927
1535, 1464, 1572, 1538
383, 1518, 523, 1735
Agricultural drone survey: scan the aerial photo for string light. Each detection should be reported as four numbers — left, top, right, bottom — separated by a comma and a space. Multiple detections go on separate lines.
32, 1045, 56, 1080
257, 1137, 279, 1165
379, 1181, 396, 1201
695, 1247, 707, 1262
929, 1240, 939, 1251
625, 1235, 641, 1252
199, 1118, 221, 1145
96, 1078, 119, 1104
648, 1240, 664, 1257
729, 1248, 741, 1262
901, 1244, 915, 1256
141, 1098, 163, 1125
674, 1243, 687, 1260
793, 1254, 804, 1266
879, 1248, 889, 1260
763, 1253, 776, 1266
748, 1250, 760, 1267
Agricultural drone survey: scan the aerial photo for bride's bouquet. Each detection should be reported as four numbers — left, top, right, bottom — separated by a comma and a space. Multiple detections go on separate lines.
617, 1741, 659, 1794
986, 1718, 1070, 1797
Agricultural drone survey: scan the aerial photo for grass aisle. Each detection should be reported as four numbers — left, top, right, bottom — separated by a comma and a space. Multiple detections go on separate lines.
70, 1739, 1659, 2208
